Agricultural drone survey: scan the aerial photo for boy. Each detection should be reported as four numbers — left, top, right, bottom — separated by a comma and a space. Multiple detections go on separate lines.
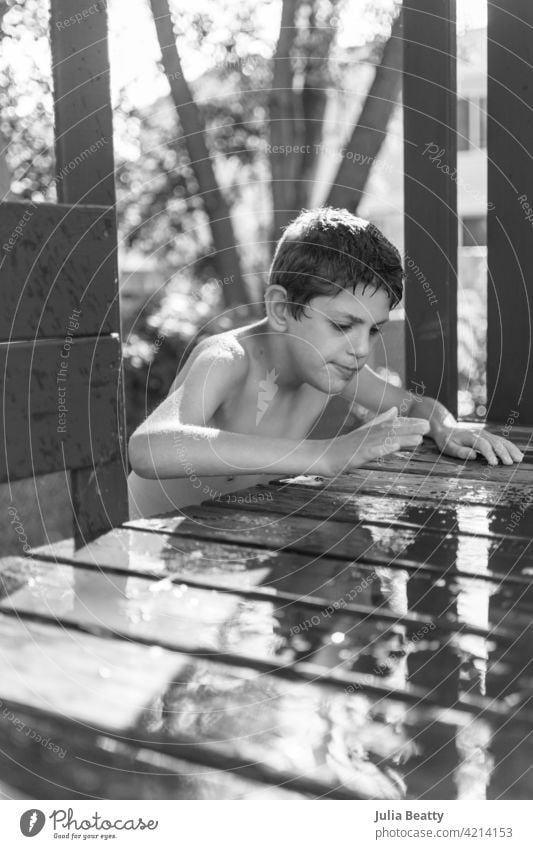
128, 207, 523, 519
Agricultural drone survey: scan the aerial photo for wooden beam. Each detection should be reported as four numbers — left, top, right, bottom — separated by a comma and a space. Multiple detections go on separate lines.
403, 0, 458, 415
487, 0, 533, 423
49, 1, 116, 207
0, 337, 122, 483
0, 202, 118, 340
50, 0, 128, 542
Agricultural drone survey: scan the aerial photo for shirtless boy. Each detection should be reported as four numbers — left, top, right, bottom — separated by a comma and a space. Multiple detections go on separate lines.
127, 207, 523, 519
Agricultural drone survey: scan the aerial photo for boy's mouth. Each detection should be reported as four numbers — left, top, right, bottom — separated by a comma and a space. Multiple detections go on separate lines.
332, 362, 360, 379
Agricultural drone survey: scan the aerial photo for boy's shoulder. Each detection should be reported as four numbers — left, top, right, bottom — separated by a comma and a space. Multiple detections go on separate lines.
193, 329, 250, 367
167, 329, 251, 396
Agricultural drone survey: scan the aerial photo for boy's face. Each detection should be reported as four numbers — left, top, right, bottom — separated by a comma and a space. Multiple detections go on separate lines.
285, 284, 390, 394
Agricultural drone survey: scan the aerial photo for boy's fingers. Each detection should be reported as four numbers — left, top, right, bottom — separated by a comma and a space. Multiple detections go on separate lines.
395, 434, 423, 448
492, 442, 514, 465
368, 441, 400, 459
505, 442, 524, 463
450, 444, 477, 460
380, 420, 429, 436
396, 416, 429, 428
359, 407, 398, 429
472, 436, 499, 465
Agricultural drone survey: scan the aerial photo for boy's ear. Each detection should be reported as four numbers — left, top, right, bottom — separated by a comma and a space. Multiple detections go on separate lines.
265, 284, 291, 331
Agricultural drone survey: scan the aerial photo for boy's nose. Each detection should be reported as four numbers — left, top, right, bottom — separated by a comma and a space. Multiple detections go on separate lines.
346, 333, 370, 359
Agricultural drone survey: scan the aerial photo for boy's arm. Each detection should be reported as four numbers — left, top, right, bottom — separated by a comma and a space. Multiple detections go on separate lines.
128, 343, 319, 479
128, 343, 428, 480
343, 365, 524, 466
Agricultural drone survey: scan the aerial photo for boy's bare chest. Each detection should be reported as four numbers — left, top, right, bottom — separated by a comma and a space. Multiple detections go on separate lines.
210, 377, 328, 439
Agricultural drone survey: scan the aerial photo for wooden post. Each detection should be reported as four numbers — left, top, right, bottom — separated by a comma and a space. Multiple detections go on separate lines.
487, 0, 533, 424
403, 0, 458, 416
50, 0, 128, 545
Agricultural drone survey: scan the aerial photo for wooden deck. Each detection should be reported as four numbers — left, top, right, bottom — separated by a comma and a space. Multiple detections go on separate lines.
1, 424, 533, 800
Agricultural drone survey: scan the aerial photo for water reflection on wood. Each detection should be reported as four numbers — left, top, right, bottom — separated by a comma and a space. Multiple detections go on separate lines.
1, 435, 532, 798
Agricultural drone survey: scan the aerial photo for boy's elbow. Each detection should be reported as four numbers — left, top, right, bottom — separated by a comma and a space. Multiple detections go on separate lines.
128, 432, 158, 479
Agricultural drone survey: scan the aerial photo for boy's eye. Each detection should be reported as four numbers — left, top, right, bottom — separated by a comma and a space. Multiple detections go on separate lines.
370, 327, 381, 336
331, 322, 351, 332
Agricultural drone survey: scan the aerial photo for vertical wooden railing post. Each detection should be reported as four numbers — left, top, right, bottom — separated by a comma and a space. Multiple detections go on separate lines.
50, 0, 128, 544
403, 0, 458, 416
487, 0, 533, 424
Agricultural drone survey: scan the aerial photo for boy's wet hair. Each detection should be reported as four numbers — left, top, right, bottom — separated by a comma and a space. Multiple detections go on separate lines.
268, 207, 404, 318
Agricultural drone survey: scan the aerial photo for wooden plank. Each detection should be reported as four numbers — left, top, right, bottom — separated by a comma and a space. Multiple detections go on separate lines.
223, 481, 533, 542
487, 0, 533, 423
31, 528, 533, 641
0, 714, 305, 800
1, 613, 531, 800
0, 616, 412, 799
0, 202, 119, 340
274, 469, 533, 510
7, 547, 524, 650
33, 523, 532, 602
32, 529, 396, 593
125, 504, 533, 584
71, 457, 129, 548
403, 0, 458, 414
9, 543, 533, 664
0, 693, 386, 801
0, 615, 185, 731
50, 0, 128, 541
0, 337, 122, 482
360, 454, 533, 483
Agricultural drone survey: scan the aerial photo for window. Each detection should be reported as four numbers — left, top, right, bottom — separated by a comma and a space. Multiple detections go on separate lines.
461, 215, 487, 246
457, 96, 487, 151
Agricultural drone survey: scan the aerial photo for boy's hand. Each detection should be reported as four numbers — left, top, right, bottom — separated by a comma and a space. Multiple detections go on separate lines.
320, 407, 430, 476
433, 426, 524, 466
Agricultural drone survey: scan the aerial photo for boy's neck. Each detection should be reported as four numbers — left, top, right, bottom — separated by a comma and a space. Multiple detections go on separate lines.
246, 318, 305, 390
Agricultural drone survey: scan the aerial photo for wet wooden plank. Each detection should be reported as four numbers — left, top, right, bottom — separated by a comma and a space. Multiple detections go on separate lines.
32, 523, 532, 605
0, 780, 32, 800
2, 558, 532, 713
274, 470, 533, 510
4, 620, 528, 802
0, 615, 410, 799
125, 504, 533, 585
0, 614, 184, 732
0, 202, 119, 340
2, 569, 532, 799
360, 453, 533, 482
0, 712, 305, 800
0, 337, 122, 483
212, 482, 533, 541
0, 709, 306, 800
28, 529, 533, 651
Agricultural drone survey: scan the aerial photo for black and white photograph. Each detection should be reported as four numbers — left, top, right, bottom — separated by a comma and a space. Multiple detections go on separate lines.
0, 0, 531, 842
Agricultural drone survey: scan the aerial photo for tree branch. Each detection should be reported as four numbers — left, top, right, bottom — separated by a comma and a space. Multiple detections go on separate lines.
326, 7, 403, 212
148, 0, 247, 308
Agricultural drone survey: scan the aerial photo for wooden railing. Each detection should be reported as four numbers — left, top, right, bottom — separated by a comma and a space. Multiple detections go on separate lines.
0, 0, 128, 548
403, 0, 533, 423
